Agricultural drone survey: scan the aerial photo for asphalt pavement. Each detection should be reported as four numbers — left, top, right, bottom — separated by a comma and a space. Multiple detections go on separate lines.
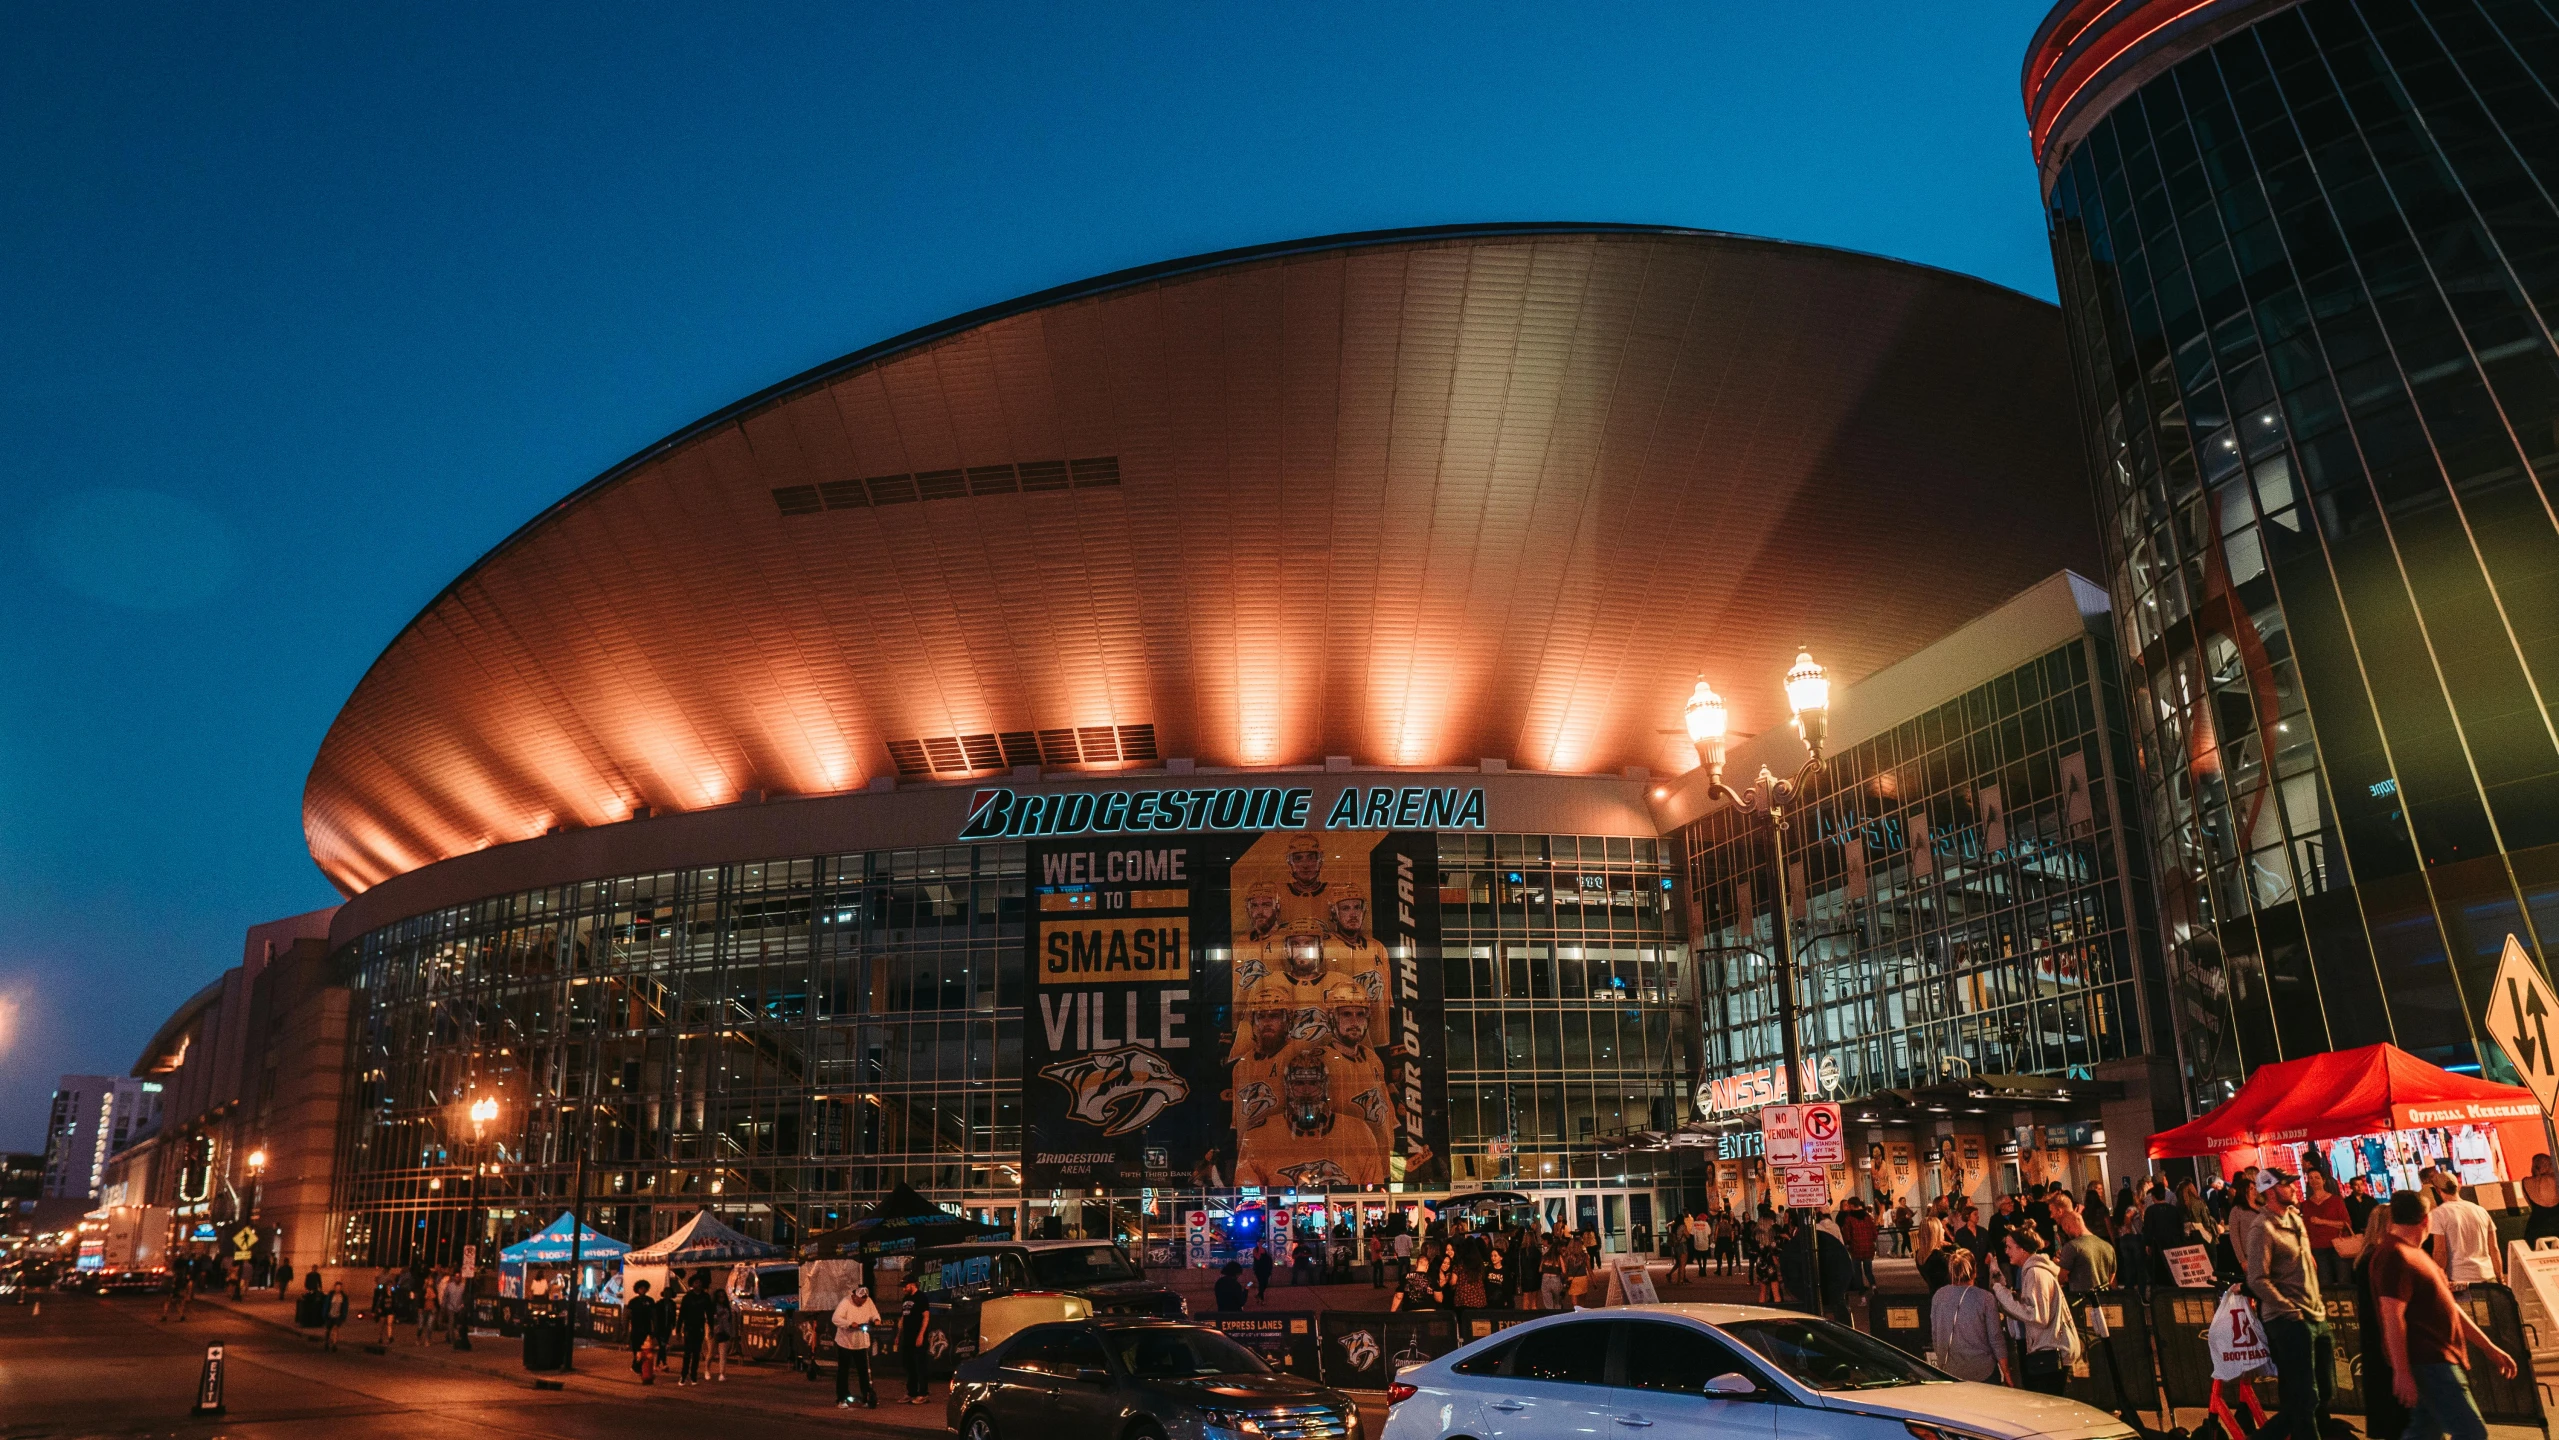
0, 1287, 942, 1440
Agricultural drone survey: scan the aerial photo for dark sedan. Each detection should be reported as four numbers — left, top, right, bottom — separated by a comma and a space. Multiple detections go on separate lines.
950, 1318, 1358, 1440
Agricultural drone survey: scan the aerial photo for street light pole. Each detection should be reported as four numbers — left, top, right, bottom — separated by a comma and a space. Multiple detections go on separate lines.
1686, 653, 1835, 1315
1685, 652, 1831, 1107
456, 1096, 497, 1352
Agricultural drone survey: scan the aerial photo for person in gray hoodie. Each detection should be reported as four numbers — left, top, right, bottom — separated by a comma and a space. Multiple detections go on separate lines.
1992, 1225, 2079, 1395
2245, 1168, 2333, 1440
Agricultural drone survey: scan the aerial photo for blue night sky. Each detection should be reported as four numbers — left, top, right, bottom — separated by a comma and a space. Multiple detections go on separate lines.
0, 1, 2059, 1149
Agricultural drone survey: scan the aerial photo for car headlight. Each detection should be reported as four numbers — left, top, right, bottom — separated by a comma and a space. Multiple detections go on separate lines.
1201, 1411, 1266, 1436
1904, 1424, 2004, 1440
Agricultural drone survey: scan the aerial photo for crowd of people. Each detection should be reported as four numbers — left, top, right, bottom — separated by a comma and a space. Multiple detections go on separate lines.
614, 1271, 741, 1387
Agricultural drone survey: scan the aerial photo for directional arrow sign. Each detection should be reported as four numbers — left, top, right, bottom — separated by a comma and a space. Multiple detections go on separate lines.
2483, 933, 2559, 1116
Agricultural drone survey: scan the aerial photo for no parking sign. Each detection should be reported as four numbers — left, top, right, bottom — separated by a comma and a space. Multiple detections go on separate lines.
1797, 1103, 1844, 1164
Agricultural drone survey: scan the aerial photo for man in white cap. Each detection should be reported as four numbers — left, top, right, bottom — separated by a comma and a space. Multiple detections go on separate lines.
831, 1282, 880, 1408
2244, 1168, 2332, 1440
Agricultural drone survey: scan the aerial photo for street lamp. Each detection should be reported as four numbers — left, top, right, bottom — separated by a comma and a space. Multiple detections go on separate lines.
456, 1094, 499, 1352
1686, 650, 1830, 1113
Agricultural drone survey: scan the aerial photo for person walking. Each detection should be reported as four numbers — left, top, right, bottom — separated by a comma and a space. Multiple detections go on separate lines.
894, 1279, 936, 1405
274, 1259, 292, 1303
2426, 1170, 2502, 1288
2376, 1188, 2516, 1440
708, 1287, 735, 1381
1991, 1225, 2078, 1395
2301, 1169, 2352, 1292
2352, 1200, 2409, 1440
2055, 1199, 2118, 1296
831, 1283, 880, 1408
1666, 1214, 1693, 1285
1842, 1201, 1879, 1289
323, 1281, 349, 1352
676, 1273, 713, 1386
440, 1269, 470, 1348
1929, 1250, 2011, 1384
2244, 1169, 2334, 1440
625, 1278, 661, 1385
1215, 1261, 1249, 1312
1561, 1233, 1594, 1308
410, 1270, 434, 1345
1252, 1244, 1274, 1302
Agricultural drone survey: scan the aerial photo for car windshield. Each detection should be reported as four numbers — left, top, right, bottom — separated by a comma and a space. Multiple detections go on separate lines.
1111, 1328, 1271, 1378
1719, 1316, 1951, 1391
1029, 1245, 1140, 1286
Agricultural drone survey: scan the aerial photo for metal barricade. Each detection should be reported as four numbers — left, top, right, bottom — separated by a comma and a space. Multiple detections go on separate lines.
1861, 1292, 1929, 1359
2149, 1287, 2236, 1411
2070, 1290, 2163, 1418
737, 1308, 793, 1364
1198, 1312, 1322, 1378
1317, 1310, 1460, 1389
2460, 1283, 2547, 1429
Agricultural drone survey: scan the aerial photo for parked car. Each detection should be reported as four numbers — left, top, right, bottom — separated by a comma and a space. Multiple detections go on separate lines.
951, 1318, 1358, 1440
98, 1267, 170, 1294
1383, 1304, 2138, 1440
900, 1238, 1184, 1366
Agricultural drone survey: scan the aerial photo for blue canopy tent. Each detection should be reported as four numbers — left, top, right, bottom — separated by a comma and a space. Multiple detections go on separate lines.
500, 1212, 630, 1265
497, 1211, 628, 1301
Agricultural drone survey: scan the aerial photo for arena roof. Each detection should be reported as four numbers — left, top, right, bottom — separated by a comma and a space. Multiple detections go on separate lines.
304, 223, 2097, 894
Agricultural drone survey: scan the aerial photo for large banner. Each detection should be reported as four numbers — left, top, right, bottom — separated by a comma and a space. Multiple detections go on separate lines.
1023, 830, 1445, 1191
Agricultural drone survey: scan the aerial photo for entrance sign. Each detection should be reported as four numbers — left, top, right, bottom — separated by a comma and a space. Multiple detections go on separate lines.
1762, 1105, 1803, 1165
1797, 1103, 1845, 1164
2485, 933, 2559, 1116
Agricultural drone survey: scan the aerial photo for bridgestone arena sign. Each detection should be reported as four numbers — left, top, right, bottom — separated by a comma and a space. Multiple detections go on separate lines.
958, 785, 1487, 840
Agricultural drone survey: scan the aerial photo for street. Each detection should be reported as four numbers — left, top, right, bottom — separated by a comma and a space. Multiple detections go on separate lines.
0, 1290, 939, 1440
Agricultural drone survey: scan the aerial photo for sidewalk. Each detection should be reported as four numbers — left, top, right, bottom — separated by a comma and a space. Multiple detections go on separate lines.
188, 1289, 957, 1432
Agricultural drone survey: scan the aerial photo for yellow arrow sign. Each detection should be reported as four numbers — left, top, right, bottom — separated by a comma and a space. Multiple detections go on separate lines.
2483, 933, 2559, 1116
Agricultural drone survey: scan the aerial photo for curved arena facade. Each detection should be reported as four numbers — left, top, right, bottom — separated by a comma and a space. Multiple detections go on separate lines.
2028, 0, 2559, 1113
311, 224, 2103, 1266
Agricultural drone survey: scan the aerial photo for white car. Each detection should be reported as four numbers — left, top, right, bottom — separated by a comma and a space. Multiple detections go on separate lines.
1381, 1304, 2135, 1440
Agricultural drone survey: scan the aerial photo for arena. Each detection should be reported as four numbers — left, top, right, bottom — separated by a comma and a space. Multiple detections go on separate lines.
306, 223, 2105, 1267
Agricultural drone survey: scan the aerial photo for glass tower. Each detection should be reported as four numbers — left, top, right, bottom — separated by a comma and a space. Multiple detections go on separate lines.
2029, 0, 2559, 1109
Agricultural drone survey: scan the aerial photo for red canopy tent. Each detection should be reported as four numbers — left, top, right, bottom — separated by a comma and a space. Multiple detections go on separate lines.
2150, 1042, 2544, 1160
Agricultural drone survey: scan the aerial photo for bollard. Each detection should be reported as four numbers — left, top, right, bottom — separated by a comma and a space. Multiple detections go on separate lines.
191, 1343, 227, 1417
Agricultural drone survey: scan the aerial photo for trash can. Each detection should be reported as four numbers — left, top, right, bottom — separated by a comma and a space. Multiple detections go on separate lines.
522, 1316, 572, 1372
295, 1291, 328, 1329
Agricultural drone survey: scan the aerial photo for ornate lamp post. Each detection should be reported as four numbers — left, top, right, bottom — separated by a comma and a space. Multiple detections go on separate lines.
1684, 651, 1831, 1114
455, 1095, 498, 1352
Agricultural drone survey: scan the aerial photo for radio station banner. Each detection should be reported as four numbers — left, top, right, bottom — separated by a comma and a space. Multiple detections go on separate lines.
1023, 830, 1447, 1190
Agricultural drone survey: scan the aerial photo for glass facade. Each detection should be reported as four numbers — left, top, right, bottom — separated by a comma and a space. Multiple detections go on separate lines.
1432, 835, 1693, 1186
1680, 634, 2165, 1106
2041, 0, 2559, 1108
331, 830, 1690, 1269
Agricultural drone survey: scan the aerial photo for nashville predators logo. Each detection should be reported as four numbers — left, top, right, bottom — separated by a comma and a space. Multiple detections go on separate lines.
1276, 1158, 1356, 1188
1041, 1045, 1190, 1136
1353, 1087, 1390, 1127
1339, 1330, 1381, 1373
1237, 1080, 1278, 1132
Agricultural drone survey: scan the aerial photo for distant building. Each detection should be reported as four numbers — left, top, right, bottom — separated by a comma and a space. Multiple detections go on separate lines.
0, 1151, 42, 1201
40, 1076, 161, 1201
112, 907, 346, 1281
